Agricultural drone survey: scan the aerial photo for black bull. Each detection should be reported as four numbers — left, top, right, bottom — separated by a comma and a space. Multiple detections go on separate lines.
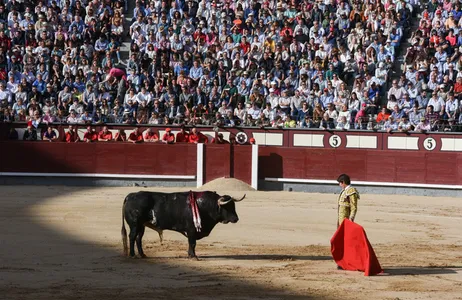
121, 191, 245, 258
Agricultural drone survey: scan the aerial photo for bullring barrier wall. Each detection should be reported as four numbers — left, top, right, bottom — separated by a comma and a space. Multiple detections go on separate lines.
1, 123, 462, 195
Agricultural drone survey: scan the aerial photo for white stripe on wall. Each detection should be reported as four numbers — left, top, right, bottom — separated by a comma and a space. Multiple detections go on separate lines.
346, 135, 377, 149
293, 134, 324, 147
265, 177, 462, 190
265, 133, 284, 146
0, 172, 195, 179
251, 144, 259, 190
441, 138, 462, 151
387, 136, 419, 150
196, 143, 204, 188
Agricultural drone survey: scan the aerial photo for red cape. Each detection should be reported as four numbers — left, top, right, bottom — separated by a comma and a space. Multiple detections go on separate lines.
330, 219, 383, 276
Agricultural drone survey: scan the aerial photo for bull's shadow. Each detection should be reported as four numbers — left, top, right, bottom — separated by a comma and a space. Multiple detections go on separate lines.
199, 254, 332, 261
382, 266, 461, 276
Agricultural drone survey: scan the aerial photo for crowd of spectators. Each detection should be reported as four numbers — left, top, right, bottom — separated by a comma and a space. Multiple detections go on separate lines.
0, 0, 461, 134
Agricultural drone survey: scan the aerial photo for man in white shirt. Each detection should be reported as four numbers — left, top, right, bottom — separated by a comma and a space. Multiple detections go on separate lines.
247, 103, 261, 120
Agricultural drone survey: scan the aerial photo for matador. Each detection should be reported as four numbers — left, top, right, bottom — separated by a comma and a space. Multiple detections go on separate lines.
336, 174, 360, 227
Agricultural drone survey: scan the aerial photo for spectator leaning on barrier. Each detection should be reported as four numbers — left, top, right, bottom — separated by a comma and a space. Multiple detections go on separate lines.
176, 125, 190, 143
65, 125, 80, 143
144, 127, 159, 142
128, 127, 144, 143
162, 127, 175, 144
42, 126, 58, 142
83, 126, 98, 143
23, 124, 37, 141
98, 126, 113, 142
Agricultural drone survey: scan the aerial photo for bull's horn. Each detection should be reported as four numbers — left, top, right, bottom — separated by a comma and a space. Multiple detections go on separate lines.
233, 194, 246, 202
218, 197, 233, 206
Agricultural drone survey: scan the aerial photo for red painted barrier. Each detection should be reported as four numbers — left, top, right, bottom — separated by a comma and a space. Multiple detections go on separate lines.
2, 123, 462, 187
0, 142, 197, 176
202, 144, 252, 185
258, 147, 462, 185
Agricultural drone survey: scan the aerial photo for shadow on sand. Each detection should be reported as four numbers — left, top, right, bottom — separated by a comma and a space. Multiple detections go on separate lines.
200, 254, 333, 261
382, 266, 461, 276
0, 141, 335, 300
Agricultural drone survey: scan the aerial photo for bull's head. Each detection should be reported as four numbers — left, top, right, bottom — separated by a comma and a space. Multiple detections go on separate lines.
217, 194, 246, 224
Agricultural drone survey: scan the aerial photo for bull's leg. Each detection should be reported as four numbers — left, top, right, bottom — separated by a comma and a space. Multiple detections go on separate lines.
128, 226, 137, 257
136, 225, 147, 258
187, 234, 198, 260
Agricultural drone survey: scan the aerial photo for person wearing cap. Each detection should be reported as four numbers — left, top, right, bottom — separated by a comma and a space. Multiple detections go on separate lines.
162, 128, 175, 144
20, 12, 33, 31
443, 117, 458, 132
415, 116, 432, 133
278, 90, 291, 114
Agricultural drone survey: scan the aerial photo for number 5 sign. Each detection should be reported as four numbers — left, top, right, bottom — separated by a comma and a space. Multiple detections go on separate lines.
329, 135, 342, 148
423, 137, 436, 151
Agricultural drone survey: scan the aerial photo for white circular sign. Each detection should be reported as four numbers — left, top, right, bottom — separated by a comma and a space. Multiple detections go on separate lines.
235, 132, 248, 145
423, 137, 436, 151
329, 135, 342, 148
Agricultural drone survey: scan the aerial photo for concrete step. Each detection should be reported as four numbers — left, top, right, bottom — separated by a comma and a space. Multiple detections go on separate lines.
119, 2, 135, 65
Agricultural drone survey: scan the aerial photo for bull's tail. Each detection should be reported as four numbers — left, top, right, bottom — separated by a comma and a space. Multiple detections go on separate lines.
121, 197, 128, 256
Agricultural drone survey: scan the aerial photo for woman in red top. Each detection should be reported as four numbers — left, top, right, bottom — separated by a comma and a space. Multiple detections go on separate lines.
429, 31, 440, 48
454, 77, 462, 98
103, 67, 127, 83
445, 29, 457, 46
239, 36, 251, 55
376, 106, 391, 123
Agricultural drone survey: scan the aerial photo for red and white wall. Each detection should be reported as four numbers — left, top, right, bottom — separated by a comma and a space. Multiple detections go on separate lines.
2, 124, 462, 190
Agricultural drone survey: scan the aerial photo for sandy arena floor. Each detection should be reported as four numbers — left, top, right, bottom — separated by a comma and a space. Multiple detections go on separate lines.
0, 185, 461, 300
